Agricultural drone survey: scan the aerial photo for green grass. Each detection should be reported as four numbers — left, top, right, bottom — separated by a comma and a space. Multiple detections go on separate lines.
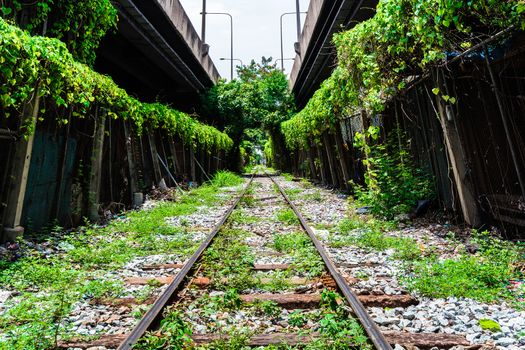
229, 211, 262, 224
330, 218, 419, 261
211, 170, 245, 188
335, 214, 525, 303
284, 188, 302, 200
281, 173, 294, 181
275, 208, 300, 226
273, 232, 324, 277
403, 231, 524, 302
303, 190, 323, 202
0, 171, 244, 349
202, 228, 256, 290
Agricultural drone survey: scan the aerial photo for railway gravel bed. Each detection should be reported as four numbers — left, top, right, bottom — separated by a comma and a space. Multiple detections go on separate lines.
3, 172, 523, 350
0, 175, 247, 350
276, 176, 525, 350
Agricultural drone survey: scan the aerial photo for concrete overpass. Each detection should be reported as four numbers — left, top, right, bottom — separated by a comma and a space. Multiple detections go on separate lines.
96, 0, 219, 111
289, 0, 378, 108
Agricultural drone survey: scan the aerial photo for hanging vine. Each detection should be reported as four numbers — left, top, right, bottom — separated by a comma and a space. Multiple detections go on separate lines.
281, 0, 525, 150
0, 0, 117, 66
0, 18, 233, 151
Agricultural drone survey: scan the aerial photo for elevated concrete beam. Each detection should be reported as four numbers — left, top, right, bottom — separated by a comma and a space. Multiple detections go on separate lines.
155, 0, 219, 84
97, 0, 220, 110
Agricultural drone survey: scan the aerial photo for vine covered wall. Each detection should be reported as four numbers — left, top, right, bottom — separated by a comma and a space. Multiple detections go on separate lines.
282, 0, 525, 148
281, 0, 525, 231
0, 18, 233, 151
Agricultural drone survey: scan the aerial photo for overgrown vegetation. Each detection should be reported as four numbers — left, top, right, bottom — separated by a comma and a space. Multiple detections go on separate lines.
403, 230, 525, 303
135, 310, 194, 349
273, 232, 324, 278
275, 209, 300, 226
0, 18, 232, 151
1, 0, 117, 66
0, 172, 244, 349
201, 227, 257, 291
351, 126, 434, 218
201, 58, 295, 169
333, 213, 525, 304
282, 0, 525, 148
280, 0, 525, 217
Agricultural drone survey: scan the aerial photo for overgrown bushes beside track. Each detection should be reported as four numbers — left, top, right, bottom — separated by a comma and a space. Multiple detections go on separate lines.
280, 0, 525, 218
282, 0, 525, 147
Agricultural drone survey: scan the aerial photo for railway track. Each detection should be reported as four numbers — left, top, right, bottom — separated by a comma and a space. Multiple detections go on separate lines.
63, 173, 474, 350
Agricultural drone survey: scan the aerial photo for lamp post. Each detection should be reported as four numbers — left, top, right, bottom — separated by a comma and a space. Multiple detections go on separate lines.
280, 11, 307, 71
295, 0, 302, 40
275, 58, 295, 71
220, 58, 244, 66
202, 12, 234, 80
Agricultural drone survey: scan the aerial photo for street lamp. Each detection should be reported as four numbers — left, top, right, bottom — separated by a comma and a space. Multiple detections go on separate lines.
275, 58, 295, 70
202, 12, 234, 80
280, 11, 307, 71
220, 58, 244, 66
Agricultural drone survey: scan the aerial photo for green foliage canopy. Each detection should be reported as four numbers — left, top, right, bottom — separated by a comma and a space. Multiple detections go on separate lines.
1, 0, 118, 66
203, 57, 295, 139
0, 18, 233, 151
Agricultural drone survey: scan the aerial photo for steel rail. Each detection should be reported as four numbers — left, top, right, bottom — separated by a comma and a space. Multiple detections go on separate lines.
267, 174, 393, 350
118, 175, 255, 350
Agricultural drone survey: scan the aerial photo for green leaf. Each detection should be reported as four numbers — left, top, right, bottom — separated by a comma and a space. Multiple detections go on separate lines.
432, 88, 440, 95
2, 6, 13, 16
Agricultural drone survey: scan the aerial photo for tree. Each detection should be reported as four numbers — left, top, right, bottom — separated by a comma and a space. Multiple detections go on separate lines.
201, 57, 296, 170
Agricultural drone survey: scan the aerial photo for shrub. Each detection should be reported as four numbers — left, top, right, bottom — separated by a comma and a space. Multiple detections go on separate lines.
351, 126, 434, 218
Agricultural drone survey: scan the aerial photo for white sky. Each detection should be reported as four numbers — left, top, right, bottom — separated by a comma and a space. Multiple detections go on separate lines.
179, 0, 311, 80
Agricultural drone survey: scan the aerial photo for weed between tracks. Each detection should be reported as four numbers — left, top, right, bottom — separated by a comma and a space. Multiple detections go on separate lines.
0, 171, 245, 349
273, 233, 324, 278
135, 178, 372, 350
136, 290, 372, 350
275, 209, 300, 227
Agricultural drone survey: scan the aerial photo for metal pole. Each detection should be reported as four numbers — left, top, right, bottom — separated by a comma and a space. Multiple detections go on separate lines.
205, 12, 234, 80
280, 12, 304, 71
221, 58, 243, 66
295, 0, 301, 41
280, 13, 287, 71
201, 0, 206, 42
229, 14, 233, 80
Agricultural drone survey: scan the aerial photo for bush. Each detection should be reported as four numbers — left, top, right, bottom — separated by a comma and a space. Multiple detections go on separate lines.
352, 126, 434, 218
211, 171, 244, 188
